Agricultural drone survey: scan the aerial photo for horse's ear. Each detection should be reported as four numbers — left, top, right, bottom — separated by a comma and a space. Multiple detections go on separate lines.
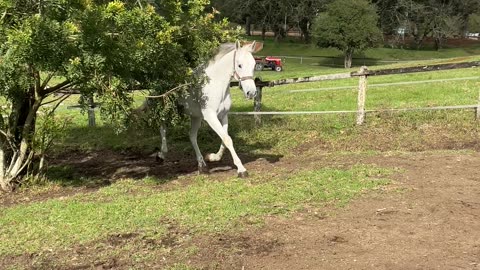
251, 41, 263, 53
250, 41, 256, 51
235, 40, 241, 50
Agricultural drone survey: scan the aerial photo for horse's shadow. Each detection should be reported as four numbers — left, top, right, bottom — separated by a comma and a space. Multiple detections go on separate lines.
48, 111, 285, 188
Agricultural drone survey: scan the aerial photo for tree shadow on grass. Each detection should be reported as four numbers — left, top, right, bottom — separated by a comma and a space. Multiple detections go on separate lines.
314, 56, 387, 68
47, 113, 286, 189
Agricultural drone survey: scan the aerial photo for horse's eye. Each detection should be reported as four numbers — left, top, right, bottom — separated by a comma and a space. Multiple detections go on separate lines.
238, 64, 242, 69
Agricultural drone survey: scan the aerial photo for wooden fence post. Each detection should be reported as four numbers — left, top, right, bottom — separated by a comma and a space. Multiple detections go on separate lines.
87, 96, 96, 127
477, 89, 480, 121
356, 66, 368, 125
254, 78, 263, 125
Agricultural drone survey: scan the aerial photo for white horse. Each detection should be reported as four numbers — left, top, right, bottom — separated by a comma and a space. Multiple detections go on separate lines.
156, 41, 261, 178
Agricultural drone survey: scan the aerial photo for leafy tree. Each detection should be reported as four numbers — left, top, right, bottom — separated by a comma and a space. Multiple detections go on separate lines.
395, 0, 459, 49
0, 0, 232, 192
212, 0, 330, 42
237, 0, 293, 40
375, 0, 477, 49
429, 2, 461, 50
453, 0, 480, 36
312, 0, 382, 68
293, 0, 329, 43
469, 12, 480, 33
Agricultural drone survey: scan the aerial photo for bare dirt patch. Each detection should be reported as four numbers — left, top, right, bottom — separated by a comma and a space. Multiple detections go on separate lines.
0, 149, 282, 206
1, 149, 480, 269
183, 151, 480, 270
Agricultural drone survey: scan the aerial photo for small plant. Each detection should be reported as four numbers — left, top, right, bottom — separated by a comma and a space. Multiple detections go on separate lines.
31, 107, 71, 180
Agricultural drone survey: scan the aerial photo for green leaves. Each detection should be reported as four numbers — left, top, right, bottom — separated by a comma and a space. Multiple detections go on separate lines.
0, 0, 234, 124
0, 1, 234, 189
312, 0, 382, 67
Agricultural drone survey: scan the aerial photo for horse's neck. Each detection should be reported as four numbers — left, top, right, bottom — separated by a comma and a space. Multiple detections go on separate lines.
206, 50, 234, 83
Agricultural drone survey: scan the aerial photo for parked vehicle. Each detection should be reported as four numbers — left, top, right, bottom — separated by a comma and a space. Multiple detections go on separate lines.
254, 56, 283, 72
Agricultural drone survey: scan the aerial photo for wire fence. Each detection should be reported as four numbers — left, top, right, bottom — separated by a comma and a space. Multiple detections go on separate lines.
230, 61, 480, 125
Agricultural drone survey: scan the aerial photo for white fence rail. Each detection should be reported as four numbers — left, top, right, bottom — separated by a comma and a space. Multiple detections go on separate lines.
231, 61, 480, 125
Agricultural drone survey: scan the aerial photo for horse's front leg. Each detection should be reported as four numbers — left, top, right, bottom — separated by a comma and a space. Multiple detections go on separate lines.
190, 116, 209, 174
155, 124, 168, 164
204, 114, 227, 162
203, 111, 248, 178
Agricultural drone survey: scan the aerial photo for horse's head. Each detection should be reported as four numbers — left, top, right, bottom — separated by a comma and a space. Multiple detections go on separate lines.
233, 40, 262, 99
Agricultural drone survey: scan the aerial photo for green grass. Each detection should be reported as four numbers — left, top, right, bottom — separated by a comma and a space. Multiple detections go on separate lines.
234, 67, 480, 113
0, 165, 392, 256
1, 37, 480, 269
41, 39, 480, 140
252, 37, 480, 60
249, 37, 480, 80
42, 65, 479, 159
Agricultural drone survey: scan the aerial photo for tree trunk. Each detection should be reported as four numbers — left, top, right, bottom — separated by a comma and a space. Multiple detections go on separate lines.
434, 36, 442, 51
299, 18, 311, 43
261, 25, 266, 40
273, 24, 280, 42
245, 15, 251, 36
460, 14, 470, 38
0, 176, 13, 192
344, 48, 354, 68
412, 23, 424, 49
0, 93, 42, 192
273, 24, 284, 42
10, 92, 35, 144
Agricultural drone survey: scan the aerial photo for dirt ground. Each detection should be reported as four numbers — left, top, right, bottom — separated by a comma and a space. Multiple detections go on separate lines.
173, 151, 479, 270
1, 149, 480, 269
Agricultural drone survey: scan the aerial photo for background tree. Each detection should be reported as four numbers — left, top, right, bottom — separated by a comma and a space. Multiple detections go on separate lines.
452, 0, 480, 37
429, 1, 461, 50
469, 12, 480, 33
375, 0, 476, 49
293, 0, 329, 43
212, 0, 331, 42
398, 0, 460, 49
0, 0, 232, 192
312, 0, 383, 68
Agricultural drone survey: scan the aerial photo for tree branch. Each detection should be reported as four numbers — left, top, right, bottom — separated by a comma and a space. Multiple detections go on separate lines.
40, 72, 56, 90
0, 129, 17, 152
45, 94, 71, 118
40, 80, 73, 96
146, 83, 191, 99
41, 93, 71, 107
7, 151, 18, 174
29, 65, 42, 98
10, 151, 34, 180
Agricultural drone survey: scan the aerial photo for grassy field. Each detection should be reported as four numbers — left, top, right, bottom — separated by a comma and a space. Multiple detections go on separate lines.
1, 38, 480, 269
1, 165, 392, 256
250, 37, 480, 80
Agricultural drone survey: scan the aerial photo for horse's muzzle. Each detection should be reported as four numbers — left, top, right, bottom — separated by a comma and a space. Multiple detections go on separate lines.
246, 91, 256, 99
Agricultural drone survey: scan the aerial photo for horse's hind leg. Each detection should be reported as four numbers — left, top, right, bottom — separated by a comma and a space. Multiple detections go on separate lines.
190, 116, 209, 174
155, 125, 168, 164
203, 112, 248, 178
205, 143, 226, 162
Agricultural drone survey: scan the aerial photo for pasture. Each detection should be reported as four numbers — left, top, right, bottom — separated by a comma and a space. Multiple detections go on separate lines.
1, 40, 480, 269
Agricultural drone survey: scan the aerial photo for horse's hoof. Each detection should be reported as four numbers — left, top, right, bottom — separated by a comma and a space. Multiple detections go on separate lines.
155, 155, 164, 164
204, 153, 213, 162
199, 165, 210, 174
237, 171, 249, 178
204, 153, 220, 162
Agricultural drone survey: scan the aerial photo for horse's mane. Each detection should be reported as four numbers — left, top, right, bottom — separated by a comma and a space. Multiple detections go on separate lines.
211, 43, 236, 63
